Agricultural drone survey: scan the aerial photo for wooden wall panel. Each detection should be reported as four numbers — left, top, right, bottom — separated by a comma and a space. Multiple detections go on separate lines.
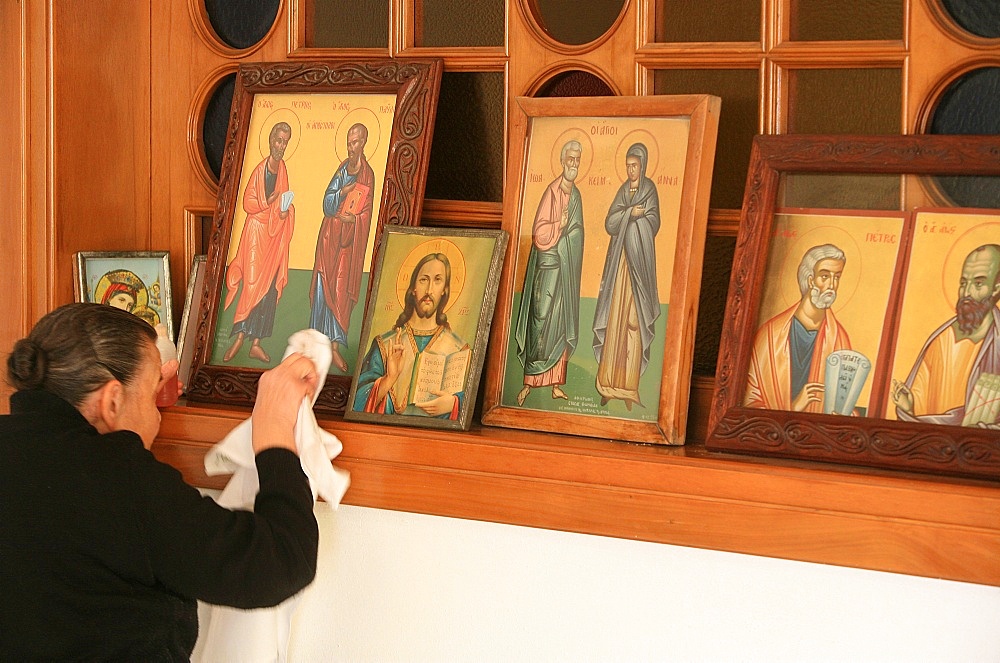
0, 1, 52, 413
50, 2, 152, 305
150, 2, 292, 325
0, 1, 26, 412
508, 0, 638, 97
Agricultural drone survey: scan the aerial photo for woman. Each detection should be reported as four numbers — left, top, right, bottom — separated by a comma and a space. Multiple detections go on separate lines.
1, 303, 320, 660
99, 269, 145, 313
592, 142, 661, 411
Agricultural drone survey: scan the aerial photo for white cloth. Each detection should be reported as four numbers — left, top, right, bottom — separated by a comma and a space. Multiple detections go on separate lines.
193, 329, 350, 663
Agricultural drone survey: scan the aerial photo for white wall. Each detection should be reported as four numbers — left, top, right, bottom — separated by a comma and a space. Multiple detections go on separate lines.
272, 504, 1000, 662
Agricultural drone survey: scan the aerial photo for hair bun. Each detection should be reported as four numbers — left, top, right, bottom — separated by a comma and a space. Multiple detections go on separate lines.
7, 337, 48, 390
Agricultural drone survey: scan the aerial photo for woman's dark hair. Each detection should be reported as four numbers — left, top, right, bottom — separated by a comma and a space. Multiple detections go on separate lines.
6, 302, 158, 406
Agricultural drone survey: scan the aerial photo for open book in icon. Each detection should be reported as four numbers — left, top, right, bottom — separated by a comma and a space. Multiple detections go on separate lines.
410, 344, 471, 406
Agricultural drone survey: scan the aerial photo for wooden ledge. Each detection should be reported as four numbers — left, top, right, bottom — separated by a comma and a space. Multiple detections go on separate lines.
153, 402, 1000, 587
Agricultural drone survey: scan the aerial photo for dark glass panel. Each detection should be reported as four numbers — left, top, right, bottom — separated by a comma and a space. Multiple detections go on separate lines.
940, 0, 1000, 39
424, 72, 505, 202
779, 173, 901, 210
199, 216, 213, 255
534, 70, 615, 97
417, 0, 504, 47
204, 0, 280, 49
202, 73, 236, 182
693, 235, 737, 376
787, 68, 900, 135
656, 0, 758, 43
530, 0, 624, 45
789, 0, 903, 41
928, 67, 1000, 208
654, 69, 759, 210
308, 0, 389, 48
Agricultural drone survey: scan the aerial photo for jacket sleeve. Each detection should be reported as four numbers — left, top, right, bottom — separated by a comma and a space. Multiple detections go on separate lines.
132, 444, 319, 609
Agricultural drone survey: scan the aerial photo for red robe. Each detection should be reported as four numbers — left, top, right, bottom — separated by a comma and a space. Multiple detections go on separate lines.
309, 155, 375, 332
224, 158, 295, 324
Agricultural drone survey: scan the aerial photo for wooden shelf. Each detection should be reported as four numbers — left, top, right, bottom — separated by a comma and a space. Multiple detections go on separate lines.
153, 386, 1000, 588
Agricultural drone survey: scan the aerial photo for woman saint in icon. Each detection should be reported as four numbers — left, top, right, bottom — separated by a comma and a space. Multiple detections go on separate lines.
95, 269, 160, 326
98, 270, 146, 313
592, 142, 661, 411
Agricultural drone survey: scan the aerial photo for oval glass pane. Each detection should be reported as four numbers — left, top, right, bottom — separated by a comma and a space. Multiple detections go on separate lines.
204, 0, 280, 50
939, 0, 1000, 39
202, 73, 236, 181
928, 67, 1000, 207
529, 0, 624, 46
534, 70, 614, 97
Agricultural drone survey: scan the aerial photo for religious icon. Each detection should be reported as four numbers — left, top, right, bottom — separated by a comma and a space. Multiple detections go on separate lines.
73, 251, 173, 340
346, 226, 508, 431
888, 210, 1000, 427
482, 95, 721, 445
706, 133, 1000, 480
744, 211, 905, 418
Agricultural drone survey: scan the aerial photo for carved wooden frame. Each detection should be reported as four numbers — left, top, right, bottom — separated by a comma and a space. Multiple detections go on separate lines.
186, 60, 443, 414
707, 133, 1000, 480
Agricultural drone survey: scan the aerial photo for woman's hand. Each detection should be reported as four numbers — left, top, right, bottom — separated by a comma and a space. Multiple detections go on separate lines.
251, 353, 319, 455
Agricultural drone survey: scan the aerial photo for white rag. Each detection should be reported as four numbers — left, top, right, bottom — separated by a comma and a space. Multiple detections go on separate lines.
193, 329, 350, 663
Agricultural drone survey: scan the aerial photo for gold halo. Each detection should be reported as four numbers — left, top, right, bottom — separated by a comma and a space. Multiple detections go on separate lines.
548, 128, 594, 181
615, 131, 660, 183
395, 239, 467, 313
131, 304, 161, 327
94, 269, 149, 310
335, 108, 382, 163
939, 219, 1000, 309
776, 225, 861, 311
257, 108, 302, 161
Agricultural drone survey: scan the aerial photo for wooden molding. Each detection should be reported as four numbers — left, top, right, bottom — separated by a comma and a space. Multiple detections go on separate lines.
153, 381, 1000, 587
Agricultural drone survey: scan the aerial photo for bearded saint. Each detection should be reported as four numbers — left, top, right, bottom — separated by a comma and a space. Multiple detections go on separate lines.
744, 244, 852, 413
893, 244, 1000, 426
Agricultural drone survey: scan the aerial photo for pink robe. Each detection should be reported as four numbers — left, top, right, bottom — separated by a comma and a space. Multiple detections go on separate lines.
744, 304, 852, 413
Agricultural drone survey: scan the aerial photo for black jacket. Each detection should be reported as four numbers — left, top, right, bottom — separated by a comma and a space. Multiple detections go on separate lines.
0, 389, 319, 661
